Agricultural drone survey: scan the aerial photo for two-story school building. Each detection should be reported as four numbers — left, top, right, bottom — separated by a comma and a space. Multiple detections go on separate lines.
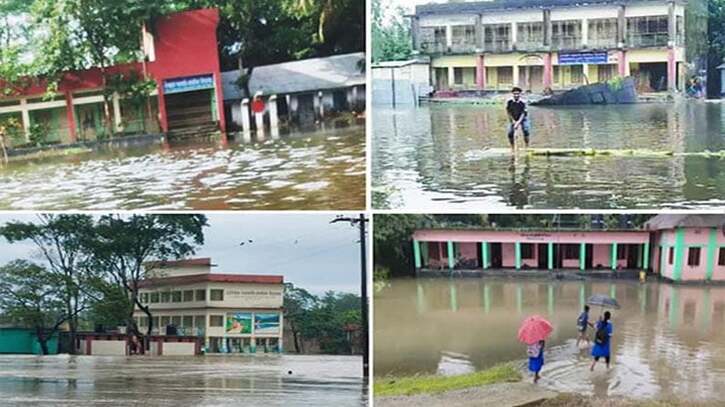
133, 258, 284, 354
412, 214, 725, 282
409, 0, 707, 93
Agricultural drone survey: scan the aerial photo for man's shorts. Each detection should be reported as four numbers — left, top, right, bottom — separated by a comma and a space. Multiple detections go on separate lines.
508, 117, 531, 144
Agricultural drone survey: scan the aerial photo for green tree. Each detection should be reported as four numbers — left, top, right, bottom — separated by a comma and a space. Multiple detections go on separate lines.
0, 214, 96, 354
283, 282, 318, 353
0, 260, 70, 355
88, 214, 208, 339
371, 0, 412, 62
373, 214, 434, 278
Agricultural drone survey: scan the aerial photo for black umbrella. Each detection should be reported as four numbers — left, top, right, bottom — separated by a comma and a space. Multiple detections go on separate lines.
586, 294, 621, 310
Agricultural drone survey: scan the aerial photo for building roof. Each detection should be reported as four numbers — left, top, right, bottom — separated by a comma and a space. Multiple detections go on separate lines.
644, 214, 725, 230
221, 69, 249, 101
137, 273, 284, 288
143, 258, 213, 268
372, 58, 430, 69
247, 52, 365, 96
416, 0, 664, 15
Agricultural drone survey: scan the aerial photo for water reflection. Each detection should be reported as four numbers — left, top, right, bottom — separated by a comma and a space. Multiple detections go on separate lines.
0, 126, 365, 210
375, 278, 725, 401
372, 103, 725, 209
0, 355, 366, 406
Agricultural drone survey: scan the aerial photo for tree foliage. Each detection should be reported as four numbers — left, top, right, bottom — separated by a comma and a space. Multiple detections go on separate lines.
371, 0, 412, 62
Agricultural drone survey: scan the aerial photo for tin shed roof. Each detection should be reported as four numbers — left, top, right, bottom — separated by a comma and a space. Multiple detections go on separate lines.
644, 214, 725, 230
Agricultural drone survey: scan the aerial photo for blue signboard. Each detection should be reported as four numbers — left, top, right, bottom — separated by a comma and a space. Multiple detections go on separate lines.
163, 74, 214, 94
559, 52, 609, 65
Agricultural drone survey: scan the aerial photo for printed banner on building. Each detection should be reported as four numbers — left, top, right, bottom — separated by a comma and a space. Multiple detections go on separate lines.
226, 313, 252, 334
254, 313, 281, 335
558, 52, 609, 65
163, 74, 214, 95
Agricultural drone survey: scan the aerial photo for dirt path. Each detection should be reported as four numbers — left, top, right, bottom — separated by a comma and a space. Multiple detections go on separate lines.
375, 381, 558, 407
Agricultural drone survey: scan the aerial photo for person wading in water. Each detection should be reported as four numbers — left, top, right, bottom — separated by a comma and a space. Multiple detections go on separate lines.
590, 311, 613, 371
506, 87, 530, 153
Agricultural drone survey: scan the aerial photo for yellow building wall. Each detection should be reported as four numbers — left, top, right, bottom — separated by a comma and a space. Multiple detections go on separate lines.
431, 55, 477, 68
627, 48, 671, 63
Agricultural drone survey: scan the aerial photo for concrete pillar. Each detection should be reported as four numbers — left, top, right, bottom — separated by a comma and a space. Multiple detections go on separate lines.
240, 98, 251, 132
112, 92, 123, 133
547, 242, 554, 270
618, 50, 627, 77
667, 48, 677, 91
64, 92, 77, 143
411, 16, 421, 51
19, 99, 30, 139
447, 241, 455, 269
617, 5, 626, 47
446, 25, 453, 47
667, 1, 676, 46
156, 81, 168, 133
581, 19, 589, 48
611, 242, 618, 270
580, 243, 586, 271
583, 63, 590, 84
706, 228, 717, 281
474, 15, 483, 49
213, 72, 227, 132
643, 241, 650, 270
317, 91, 325, 119
413, 240, 422, 269
268, 94, 279, 140
448, 66, 456, 90
250, 338, 256, 353
476, 54, 486, 90
512, 64, 520, 86
543, 9, 552, 47
543, 53, 553, 88
482, 241, 489, 269
515, 242, 522, 270
510, 22, 517, 50
253, 93, 265, 134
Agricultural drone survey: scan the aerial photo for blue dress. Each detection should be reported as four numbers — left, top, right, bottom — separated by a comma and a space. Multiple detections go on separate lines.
591, 321, 613, 358
528, 345, 544, 373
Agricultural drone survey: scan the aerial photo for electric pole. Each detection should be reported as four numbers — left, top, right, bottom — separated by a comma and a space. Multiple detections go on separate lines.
331, 214, 369, 378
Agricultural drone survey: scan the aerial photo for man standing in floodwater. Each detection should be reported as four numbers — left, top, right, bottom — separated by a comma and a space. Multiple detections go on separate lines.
506, 87, 530, 152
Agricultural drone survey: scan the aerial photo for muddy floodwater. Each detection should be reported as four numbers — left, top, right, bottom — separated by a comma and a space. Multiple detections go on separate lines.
372, 102, 725, 209
0, 126, 365, 210
375, 278, 725, 402
0, 354, 366, 406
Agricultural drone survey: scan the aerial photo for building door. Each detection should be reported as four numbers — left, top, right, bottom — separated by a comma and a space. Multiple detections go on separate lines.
491, 243, 503, 268
476, 243, 484, 268
585, 244, 594, 269
165, 89, 214, 130
76, 104, 103, 141
627, 244, 640, 268
537, 244, 548, 269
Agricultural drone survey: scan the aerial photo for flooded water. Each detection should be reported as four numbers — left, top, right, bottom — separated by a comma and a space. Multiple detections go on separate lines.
372, 102, 725, 209
0, 354, 366, 406
374, 278, 725, 402
0, 126, 365, 210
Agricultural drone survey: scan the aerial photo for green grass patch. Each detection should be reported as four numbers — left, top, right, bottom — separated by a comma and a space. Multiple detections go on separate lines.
374, 362, 521, 397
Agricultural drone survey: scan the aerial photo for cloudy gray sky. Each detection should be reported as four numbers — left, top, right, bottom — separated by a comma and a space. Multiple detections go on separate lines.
0, 213, 365, 295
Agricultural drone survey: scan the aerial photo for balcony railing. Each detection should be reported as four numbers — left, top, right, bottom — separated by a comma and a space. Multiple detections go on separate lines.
552, 36, 582, 50
587, 37, 618, 49
627, 33, 669, 47
450, 40, 478, 53
419, 41, 448, 53
516, 40, 544, 51
483, 40, 512, 52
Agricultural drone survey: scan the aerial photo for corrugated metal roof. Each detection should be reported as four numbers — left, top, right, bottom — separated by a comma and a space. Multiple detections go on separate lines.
138, 273, 284, 288
416, 0, 661, 15
644, 214, 725, 230
248, 52, 365, 96
221, 70, 248, 101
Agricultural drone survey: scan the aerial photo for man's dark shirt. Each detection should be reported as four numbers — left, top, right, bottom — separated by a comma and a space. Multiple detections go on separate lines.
506, 99, 527, 121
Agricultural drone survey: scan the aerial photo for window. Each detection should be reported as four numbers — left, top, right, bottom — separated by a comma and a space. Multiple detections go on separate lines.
183, 290, 194, 302
139, 316, 149, 327
160, 316, 170, 326
141, 293, 149, 304
497, 67, 513, 84
517, 22, 543, 48
210, 289, 224, 301
210, 315, 224, 327
521, 244, 534, 260
483, 24, 511, 52
160, 292, 170, 303
150, 292, 159, 303
687, 247, 701, 267
588, 18, 617, 48
151, 316, 159, 328
570, 65, 584, 85
195, 289, 206, 301
614, 244, 626, 260
451, 25, 476, 47
454, 68, 464, 85
182, 316, 193, 328
668, 247, 674, 265
171, 291, 182, 303
564, 244, 580, 260
194, 315, 206, 329
552, 20, 582, 48
718, 248, 725, 266
626, 16, 669, 47
171, 316, 181, 326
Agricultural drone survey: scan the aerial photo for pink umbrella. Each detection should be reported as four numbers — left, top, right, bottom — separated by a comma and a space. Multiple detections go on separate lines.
518, 315, 553, 345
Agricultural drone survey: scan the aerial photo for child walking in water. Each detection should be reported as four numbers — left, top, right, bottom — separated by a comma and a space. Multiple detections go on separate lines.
591, 311, 613, 371
576, 305, 594, 347
527, 339, 545, 383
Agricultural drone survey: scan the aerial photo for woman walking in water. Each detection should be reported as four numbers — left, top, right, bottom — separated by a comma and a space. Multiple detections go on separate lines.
590, 311, 613, 371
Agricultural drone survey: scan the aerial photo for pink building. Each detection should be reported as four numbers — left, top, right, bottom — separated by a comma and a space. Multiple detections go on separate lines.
411, 215, 725, 282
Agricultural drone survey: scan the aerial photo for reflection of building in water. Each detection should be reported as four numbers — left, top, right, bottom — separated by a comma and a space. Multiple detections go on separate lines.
411, 214, 725, 282
134, 258, 284, 354
408, 0, 707, 93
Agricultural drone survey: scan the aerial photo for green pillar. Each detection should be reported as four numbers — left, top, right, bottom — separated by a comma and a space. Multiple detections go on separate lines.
515, 242, 522, 270
450, 281, 458, 312
547, 242, 554, 270
483, 284, 491, 314
705, 228, 717, 281
447, 241, 455, 270
579, 243, 586, 271
413, 240, 422, 269
611, 242, 618, 270
516, 284, 523, 314
547, 284, 555, 315
482, 242, 489, 270
643, 241, 650, 270
637, 245, 643, 268
673, 228, 685, 281
609, 283, 616, 299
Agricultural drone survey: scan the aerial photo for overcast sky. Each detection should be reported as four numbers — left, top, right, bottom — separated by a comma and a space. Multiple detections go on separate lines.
0, 213, 365, 295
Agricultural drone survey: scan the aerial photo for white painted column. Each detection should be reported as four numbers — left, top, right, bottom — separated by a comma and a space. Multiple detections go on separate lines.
112, 93, 123, 132
448, 66, 456, 89
581, 19, 589, 48
583, 64, 590, 84
268, 94, 279, 140
20, 99, 30, 140
446, 25, 453, 47
512, 64, 520, 86
511, 22, 517, 50
318, 91, 325, 119
240, 99, 251, 131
